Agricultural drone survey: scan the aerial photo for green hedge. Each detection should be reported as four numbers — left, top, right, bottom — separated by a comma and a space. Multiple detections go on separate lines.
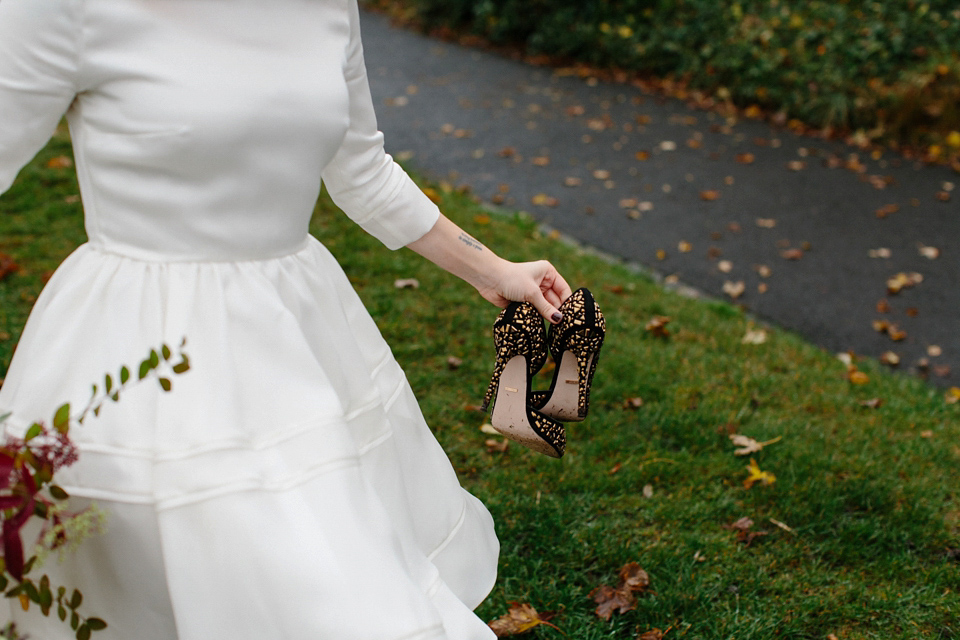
384, 0, 960, 150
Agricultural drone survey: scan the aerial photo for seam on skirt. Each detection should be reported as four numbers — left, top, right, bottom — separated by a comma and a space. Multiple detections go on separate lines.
60, 456, 362, 508
427, 498, 467, 562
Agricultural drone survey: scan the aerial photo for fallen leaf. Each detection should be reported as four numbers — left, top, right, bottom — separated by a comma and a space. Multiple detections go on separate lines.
875, 204, 899, 218
876, 300, 891, 314
848, 369, 870, 385
447, 356, 463, 370
638, 629, 669, 640
678, 241, 692, 253
590, 585, 636, 621
769, 518, 795, 533
928, 345, 943, 357
906, 307, 919, 317
659, 141, 677, 151
918, 244, 940, 259
45, 155, 73, 169
474, 214, 492, 225
563, 176, 582, 187
531, 194, 559, 207
880, 351, 900, 367
480, 423, 499, 435
723, 516, 769, 545
787, 160, 806, 171
780, 248, 804, 260
743, 458, 776, 488
0, 254, 20, 281
532, 156, 551, 166
488, 602, 560, 637
921, 430, 934, 438
735, 153, 756, 164
635, 150, 650, 161
729, 434, 781, 455
946, 388, 960, 404
394, 278, 420, 289
642, 484, 654, 498
756, 218, 777, 228
498, 147, 516, 158
485, 439, 509, 453
868, 247, 892, 258
936, 191, 952, 202
741, 328, 767, 344
718, 260, 734, 273
655, 249, 667, 261
645, 315, 671, 338
623, 397, 645, 409
934, 365, 951, 378
860, 397, 884, 409
609, 463, 622, 474
886, 272, 923, 294
722, 280, 745, 299
592, 169, 612, 180
700, 190, 721, 201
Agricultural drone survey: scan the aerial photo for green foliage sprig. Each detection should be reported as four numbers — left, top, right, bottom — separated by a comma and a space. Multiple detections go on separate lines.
0, 341, 190, 640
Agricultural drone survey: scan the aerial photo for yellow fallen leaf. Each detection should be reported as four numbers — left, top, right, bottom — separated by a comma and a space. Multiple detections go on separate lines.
744, 458, 776, 488
488, 602, 560, 637
946, 388, 960, 405
848, 370, 870, 385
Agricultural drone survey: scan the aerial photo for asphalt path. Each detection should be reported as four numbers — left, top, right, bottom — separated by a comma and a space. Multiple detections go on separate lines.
359, 9, 959, 387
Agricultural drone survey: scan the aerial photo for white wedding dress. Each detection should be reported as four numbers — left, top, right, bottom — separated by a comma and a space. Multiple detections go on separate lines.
0, 0, 498, 638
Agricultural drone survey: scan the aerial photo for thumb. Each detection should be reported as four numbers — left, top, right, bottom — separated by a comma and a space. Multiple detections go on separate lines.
529, 291, 563, 325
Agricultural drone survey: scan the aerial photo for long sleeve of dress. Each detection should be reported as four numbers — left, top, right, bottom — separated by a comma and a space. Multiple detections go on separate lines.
320, 0, 441, 250
0, 0, 81, 196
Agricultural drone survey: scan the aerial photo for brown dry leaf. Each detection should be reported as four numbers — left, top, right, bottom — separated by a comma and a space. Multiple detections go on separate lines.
887, 272, 923, 294
918, 244, 940, 259
532, 156, 551, 167
921, 430, 934, 439
498, 147, 516, 158
860, 397, 884, 409
678, 241, 693, 253
880, 351, 900, 367
729, 434, 781, 456
756, 218, 777, 228
563, 176, 582, 187
638, 628, 669, 640
623, 397, 645, 410
934, 364, 952, 378
735, 153, 756, 164
619, 198, 639, 209
609, 462, 623, 474
474, 214, 492, 225
872, 319, 890, 333
635, 150, 651, 161
700, 190, 721, 201
394, 278, 420, 289
0, 253, 20, 281
876, 299, 891, 313
718, 260, 734, 273
659, 140, 677, 151
723, 516, 769, 545
755, 264, 772, 278
531, 194, 559, 207
875, 203, 899, 218
447, 356, 463, 370
928, 345, 943, 357
593, 169, 612, 180
45, 155, 73, 169
655, 249, 667, 261
422, 187, 442, 204
488, 602, 560, 637
743, 458, 776, 488
787, 160, 807, 171
618, 563, 651, 592
590, 585, 636, 621
780, 248, 804, 260
848, 369, 870, 385
645, 315, 671, 338
868, 247, 892, 258
936, 191, 952, 202
485, 439, 509, 453
722, 280, 745, 299
565, 105, 586, 117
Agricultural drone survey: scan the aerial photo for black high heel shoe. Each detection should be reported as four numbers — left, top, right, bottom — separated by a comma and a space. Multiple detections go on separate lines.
531, 288, 605, 422
480, 302, 565, 458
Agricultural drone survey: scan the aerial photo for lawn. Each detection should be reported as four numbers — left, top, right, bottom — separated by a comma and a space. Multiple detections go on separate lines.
1, 131, 959, 639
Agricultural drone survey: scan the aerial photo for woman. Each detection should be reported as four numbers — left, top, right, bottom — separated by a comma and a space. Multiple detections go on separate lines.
0, 0, 570, 637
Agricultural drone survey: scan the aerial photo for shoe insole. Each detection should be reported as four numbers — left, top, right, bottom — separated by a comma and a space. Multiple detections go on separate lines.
539, 350, 591, 422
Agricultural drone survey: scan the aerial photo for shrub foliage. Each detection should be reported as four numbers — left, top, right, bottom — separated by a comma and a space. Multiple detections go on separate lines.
391, 0, 960, 148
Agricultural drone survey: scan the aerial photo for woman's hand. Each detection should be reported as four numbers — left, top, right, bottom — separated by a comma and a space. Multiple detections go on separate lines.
477, 259, 572, 324
406, 214, 573, 323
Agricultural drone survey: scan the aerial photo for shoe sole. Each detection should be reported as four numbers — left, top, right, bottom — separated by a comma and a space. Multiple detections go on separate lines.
490, 355, 562, 458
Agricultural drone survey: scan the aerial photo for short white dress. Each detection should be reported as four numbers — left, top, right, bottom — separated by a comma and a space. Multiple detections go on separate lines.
0, 1, 498, 638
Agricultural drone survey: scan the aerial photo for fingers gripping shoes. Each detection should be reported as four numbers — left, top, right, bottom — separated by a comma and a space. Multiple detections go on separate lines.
531, 288, 605, 422
480, 302, 565, 458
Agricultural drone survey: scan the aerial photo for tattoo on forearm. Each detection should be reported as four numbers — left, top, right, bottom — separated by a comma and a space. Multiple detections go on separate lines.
458, 232, 484, 252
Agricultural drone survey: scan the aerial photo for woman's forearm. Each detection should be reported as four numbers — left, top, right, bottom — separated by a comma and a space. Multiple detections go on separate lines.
406, 214, 510, 294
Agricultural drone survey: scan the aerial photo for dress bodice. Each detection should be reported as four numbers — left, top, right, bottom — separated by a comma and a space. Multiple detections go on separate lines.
0, 0, 440, 260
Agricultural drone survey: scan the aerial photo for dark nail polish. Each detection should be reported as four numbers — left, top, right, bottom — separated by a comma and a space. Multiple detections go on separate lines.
551, 312, 563, 323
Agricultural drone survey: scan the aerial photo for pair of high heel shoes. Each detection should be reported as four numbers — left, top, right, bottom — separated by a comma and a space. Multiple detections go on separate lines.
480, 288, 605, 458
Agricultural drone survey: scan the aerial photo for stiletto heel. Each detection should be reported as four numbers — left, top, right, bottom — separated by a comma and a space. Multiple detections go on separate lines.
481, 302, 565, 458
532, 288, 605, 422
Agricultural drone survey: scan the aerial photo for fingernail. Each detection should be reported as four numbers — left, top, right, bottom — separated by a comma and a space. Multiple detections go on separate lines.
551, 312, 563, 323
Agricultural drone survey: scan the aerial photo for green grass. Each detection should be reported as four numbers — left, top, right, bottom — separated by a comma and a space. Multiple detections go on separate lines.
2, 136, 959, 639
